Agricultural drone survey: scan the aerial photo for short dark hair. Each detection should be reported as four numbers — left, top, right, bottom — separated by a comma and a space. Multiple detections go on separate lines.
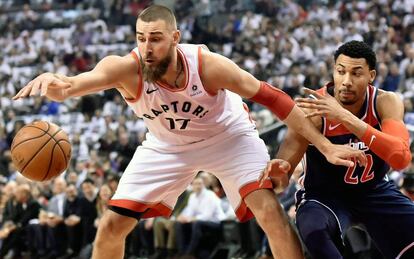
334, 41, 377, 70
82, 178, 95, 186
138, 5, 177, 29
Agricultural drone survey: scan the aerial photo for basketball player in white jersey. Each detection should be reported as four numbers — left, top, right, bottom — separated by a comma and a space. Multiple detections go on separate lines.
13, 5, 366, 259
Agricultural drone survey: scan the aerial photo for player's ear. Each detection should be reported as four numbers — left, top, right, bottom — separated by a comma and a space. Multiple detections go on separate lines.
172, 30, 181, 46
369, 69, 376, 84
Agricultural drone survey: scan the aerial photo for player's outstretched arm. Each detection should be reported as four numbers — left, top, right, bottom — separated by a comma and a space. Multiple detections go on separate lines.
201, 50, 366, 167
297, 88, 411, 170
13, 55, 136, 102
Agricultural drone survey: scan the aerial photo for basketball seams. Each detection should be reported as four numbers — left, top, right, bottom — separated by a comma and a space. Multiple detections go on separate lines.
11, 129, 48, 152
23, 123, 70, 167
41, 143, 57, 181
48, 140, 71, 180
12, 121, 71, 181
20, 128, 63, 174
41, 122, 70, 169
11, 121, 50, 151
55, 139, 70, 166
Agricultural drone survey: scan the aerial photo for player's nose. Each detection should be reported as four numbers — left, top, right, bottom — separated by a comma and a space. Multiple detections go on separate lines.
144, 42, 153, 54
342, 73, 352, 87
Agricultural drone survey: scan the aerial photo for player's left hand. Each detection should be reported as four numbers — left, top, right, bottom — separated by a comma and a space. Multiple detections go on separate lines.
295, 86, 347, 121
258, 159, 291, 193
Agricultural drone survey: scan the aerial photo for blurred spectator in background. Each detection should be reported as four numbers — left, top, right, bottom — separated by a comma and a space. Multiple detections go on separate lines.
63, 183, 82, 258
94, 184, 113, 228
29, 178, 68, 258
0, 184, 41, 258
150, 190, 190, 259
175, 177, 225, 258
79, 178, 97, 250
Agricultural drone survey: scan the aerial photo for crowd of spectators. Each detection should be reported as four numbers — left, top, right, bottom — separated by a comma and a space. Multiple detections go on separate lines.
1, 0, 414, 258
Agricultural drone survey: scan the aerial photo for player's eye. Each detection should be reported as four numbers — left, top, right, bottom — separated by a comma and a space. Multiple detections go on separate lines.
138, 38, 145, 43
337, 70, 345, 75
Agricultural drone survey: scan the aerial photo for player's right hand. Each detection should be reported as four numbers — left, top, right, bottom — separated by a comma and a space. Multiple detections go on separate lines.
13, 72, 71, 102
323, 144, 367, 168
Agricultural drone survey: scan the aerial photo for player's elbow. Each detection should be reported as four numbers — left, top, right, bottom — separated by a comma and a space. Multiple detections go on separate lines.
388, 149, 412, 170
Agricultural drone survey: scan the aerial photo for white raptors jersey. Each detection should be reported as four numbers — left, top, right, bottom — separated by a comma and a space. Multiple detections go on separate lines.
124, 44, 256, 148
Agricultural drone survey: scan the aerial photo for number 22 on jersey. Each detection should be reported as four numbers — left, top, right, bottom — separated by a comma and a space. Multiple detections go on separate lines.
344, 154, 374, 184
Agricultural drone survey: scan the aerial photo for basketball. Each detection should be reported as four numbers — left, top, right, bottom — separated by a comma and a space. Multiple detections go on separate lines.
11, 121, 72, 181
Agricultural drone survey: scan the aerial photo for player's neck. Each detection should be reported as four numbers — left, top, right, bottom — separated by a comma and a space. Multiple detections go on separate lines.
159, 50, 185, 89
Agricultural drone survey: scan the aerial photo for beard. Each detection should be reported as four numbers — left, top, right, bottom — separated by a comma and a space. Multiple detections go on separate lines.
340, 99, 357, 105
338, 90, 358, 105
141, 46, 173, 83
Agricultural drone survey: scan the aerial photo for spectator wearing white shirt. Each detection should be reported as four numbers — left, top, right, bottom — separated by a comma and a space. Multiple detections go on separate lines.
175, 177, 225, 258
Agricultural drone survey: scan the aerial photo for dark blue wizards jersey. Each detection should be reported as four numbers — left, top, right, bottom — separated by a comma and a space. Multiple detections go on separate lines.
303, 84, 390, 197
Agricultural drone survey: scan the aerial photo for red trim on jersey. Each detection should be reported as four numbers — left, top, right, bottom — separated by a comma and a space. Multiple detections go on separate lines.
243, 102, 254, 123
235, 179, 273, 222
324, 84, 379, 137
359, 85, 376, 123
249, 82, 295, 121
108, 199, 173, 219
198, 46, 203, 76
197, 46, 217, 96
125, 51, 143, 103
370, 86, 380, 122
155, 48, 189, 92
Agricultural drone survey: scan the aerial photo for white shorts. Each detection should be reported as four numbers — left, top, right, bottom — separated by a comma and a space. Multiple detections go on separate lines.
109, 130, 272, 221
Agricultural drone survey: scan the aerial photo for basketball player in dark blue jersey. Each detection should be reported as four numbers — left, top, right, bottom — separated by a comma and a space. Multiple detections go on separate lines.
260, 41, 414, 259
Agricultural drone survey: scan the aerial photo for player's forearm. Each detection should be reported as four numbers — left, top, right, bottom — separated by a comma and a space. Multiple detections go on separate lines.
57, 72, 110, 98
275, 129, 308, 178
339, 111, 411, 169
362, 119, 411, 170
283, 106, 331, 154
60, 73, 96, 98
249, 81, 331, 153
339, 110, 368, 138
249, 82, 295, 120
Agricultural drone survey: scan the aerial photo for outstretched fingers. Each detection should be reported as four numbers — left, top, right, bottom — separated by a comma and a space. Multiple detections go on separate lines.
330, 148, 367, 168
333, 157, 355, 167
29, 80, 42, 96
18, 83, 34, 99
12, 88, 25, 100
304, 110, 326, 118
13, 77, 71, 100
303, 87, 325, 98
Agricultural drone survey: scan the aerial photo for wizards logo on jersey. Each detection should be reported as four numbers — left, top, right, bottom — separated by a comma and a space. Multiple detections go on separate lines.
348, 139, 369, 152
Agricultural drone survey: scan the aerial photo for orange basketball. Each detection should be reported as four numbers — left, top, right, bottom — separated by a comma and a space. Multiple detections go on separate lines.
11, 121, 72, 181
